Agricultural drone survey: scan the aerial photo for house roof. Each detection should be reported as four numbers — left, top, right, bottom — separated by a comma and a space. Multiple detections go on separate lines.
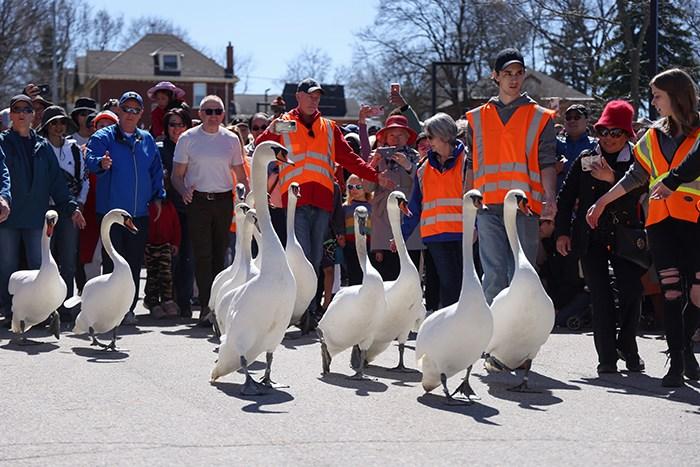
470, 69, 593, 100
81, 34, 234, 83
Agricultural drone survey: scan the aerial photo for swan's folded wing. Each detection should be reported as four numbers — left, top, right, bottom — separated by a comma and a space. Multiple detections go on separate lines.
8, 270, 38, 294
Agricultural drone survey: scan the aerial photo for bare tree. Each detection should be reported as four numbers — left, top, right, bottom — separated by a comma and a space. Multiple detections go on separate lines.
0, 0, 44, 102
119, 15, 189, 49
91, 10, 125, 51
283, 46, 333, 84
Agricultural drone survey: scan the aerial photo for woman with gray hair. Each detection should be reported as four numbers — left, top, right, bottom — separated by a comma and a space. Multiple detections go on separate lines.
399, 112, 469, 307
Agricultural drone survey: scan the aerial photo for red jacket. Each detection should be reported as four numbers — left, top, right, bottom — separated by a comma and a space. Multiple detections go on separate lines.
256, 108, 378, 212
150, 106, 166, 139
147, 199, 181, 247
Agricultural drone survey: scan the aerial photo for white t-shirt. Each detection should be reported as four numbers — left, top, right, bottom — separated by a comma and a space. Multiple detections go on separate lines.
173, 125, 243, 193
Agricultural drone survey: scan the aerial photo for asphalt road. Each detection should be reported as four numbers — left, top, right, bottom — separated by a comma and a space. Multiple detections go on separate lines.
0, 302, 698, 466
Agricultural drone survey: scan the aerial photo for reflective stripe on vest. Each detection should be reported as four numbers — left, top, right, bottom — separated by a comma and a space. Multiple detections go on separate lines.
466, 103, 551, 214
418, 154, 465, 237
635, 128, 700, 225
278, 114, 335, 193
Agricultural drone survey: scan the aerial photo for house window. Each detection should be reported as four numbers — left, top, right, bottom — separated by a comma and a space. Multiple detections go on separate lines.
161, 54, 179, 71
193, 83, 206, 107
154, 52, 182, 76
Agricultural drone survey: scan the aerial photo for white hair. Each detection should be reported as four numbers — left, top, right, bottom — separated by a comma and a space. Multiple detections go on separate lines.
199, 94, 224, 108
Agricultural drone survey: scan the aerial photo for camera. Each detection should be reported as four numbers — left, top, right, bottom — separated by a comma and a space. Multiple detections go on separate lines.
274, 120, 297, 133
376, 146, 398, 159
580, 154, 600, 172
38, 84, 50, 95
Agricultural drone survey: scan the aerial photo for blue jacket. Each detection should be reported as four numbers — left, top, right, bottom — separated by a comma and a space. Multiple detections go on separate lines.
0, 129, 77, 229
556, 133, 596, 191
401, 142, 465, 244
0, 144, 9, 204
86, 125, 165, 217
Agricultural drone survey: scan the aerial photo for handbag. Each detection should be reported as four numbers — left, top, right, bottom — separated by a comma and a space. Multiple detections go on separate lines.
613, 223, 652, 270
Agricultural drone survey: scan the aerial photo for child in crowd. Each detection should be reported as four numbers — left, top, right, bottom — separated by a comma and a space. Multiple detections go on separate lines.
147, 81, 186, 139
342, 174, 372, 286
144, 170, 181, 319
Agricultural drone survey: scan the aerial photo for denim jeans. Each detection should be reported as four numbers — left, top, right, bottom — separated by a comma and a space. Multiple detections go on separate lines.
477, 205, 540, 304
50, 213, 79, 300
0, 227, 43, 317
293, 205, 330, 315
99, 215, 149, 312
426, 241, 463, 308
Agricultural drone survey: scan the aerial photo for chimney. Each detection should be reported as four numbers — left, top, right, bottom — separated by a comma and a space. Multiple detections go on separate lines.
225, 42, 234, 78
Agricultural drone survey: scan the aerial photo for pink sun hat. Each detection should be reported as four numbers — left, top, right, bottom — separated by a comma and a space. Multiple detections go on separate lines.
147, 81, 186, 100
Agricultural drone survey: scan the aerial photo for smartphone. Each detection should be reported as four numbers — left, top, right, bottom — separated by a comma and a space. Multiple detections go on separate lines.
580, 154, 600, 172
274, 120, 297, 133
367, 105, 384, 117
390, 83, 400, 95
38, 84, 50, 95
376, 146, 398, 159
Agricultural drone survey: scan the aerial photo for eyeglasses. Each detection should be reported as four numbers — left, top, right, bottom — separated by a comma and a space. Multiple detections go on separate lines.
251, 125, 267, 131
168, 122, 185, 128
597, 127, 625, 138
347, 184, 364, 190
120, 105, 142, 115
11, 106, 34, 114
202, 108, 224, 116
565, 113, 583, 121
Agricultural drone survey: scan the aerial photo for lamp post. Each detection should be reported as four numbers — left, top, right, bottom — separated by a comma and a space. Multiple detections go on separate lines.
647, 0, 658, 119
431, 61, 469, 115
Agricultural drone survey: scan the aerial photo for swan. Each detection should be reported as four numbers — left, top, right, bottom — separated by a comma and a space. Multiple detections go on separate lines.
210, 141, 297, 394
285, 182, 317, 326
364, 191, 426, 370
415, 190, 493, 403
67, 209, 138, 350
483, 189, 555, 392
317, 205, 386, 379
209, 183, 247, 316
9, 210, 66, 344
215, 206, 260, 337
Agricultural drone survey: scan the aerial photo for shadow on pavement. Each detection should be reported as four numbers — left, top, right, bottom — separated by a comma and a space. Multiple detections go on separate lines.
71, 346, 129, 362
161, 325, 214, 340
364, 364, 422, 387
0, 340, 59, 355
416, 393, 501, 425
477, 371, 575, 410
574, 372, 700, 406
281, 331, 318, 349
211, 381, 294, 413
317, 372, 389, 396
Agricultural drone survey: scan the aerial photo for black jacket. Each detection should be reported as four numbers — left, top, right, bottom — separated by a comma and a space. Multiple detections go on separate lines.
554, 142, 646, 255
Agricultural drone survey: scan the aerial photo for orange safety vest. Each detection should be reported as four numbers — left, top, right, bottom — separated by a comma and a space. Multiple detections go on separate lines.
418, 152, 465, 238
633, 128, 700, 226
278, 113, 335, 195
466, 102, 553, 214
229, 154, 251, 233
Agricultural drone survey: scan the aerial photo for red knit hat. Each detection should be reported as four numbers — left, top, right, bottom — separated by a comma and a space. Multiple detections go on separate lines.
594, 100, 634, 136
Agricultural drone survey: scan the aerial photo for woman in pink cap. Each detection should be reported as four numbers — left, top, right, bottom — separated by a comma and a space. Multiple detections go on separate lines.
147, 81, 186, 139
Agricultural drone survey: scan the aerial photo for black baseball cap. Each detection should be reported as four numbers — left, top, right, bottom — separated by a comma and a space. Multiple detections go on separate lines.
297, 78, 324, 94
10, 94, 32, 109
565, 104, 588, 118
494, 48, 526, 72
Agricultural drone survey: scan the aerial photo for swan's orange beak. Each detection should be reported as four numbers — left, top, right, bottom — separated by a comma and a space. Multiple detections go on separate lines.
124, 216, 139, 234
272, 146, 295, 166
399, 199, 412, 217
516, 196, 531, 216
46, 222, 55, 237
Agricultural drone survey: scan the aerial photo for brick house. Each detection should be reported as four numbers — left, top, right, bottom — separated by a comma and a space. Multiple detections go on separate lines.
72, 33, 237, 129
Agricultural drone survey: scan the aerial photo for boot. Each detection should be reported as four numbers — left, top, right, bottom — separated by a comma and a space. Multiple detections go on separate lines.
662, 351, 685, 387
683, 348, 700, 380
683, 304, 700, 380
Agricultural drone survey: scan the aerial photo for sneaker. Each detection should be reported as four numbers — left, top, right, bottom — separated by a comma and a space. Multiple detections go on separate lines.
162, 300, 180, 318
121, 311, 138, 326
150, 305, 166, 319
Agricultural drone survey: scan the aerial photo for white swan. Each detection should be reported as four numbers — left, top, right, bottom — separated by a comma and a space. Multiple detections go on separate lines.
68, 209, 138, 350
317, 205, 386, 379
210, 141, 297, 394
365, 191, 426, 370
415, 190, 493, 403
285, 182, 317, 326
209, 183, 247, 315
215, 206, 260, 337
9, 210, 66, 343
484, 189, 555, 392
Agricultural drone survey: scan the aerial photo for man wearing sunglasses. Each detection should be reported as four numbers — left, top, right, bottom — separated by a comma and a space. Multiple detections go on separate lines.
0, 94, 80, 325
556, 104, 596, 190
85, 91, 166, 325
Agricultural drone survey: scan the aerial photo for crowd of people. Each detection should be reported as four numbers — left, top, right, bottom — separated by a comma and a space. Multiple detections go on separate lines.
0, 47, 698, 388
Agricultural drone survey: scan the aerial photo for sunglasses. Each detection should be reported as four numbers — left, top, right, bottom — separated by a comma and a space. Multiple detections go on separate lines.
168, 122, 185, 128
202, 108, 224, 116
11, 106, 34, 114
597, 127, 625, 138
251, 125, 267, 131
120, 106, 142, 114
565, 113, 583, 121
347, 184, 364, 190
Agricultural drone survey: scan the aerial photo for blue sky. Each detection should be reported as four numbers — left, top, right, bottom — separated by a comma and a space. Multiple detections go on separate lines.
88, 0, 379, 95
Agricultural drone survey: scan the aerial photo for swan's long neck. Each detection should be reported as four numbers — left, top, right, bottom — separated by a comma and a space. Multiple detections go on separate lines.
286, 192, 297, 246
40, 221, 54, 270
460, 206, 479, 290
252, 154, 284, 270
354, 216, 369, 277
504, 200, 526, 269
242, 218, 254, 263
101, 215, 128, 269
388, 201, 411, 271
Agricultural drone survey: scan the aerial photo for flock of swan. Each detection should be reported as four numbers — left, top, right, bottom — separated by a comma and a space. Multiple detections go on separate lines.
6, 141, 555, 404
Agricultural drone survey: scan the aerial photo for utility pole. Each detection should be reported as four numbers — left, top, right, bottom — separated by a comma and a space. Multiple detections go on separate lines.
51, 0, 59, 103
647, 0, 658, 119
